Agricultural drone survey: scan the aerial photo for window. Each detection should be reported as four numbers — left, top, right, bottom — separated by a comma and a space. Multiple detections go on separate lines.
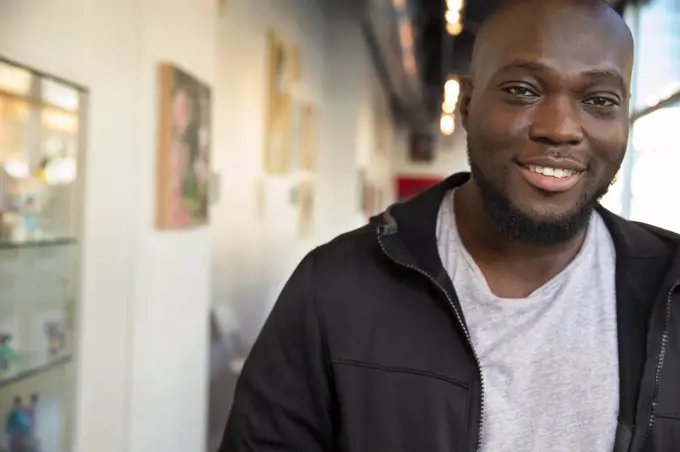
629, 99, 680, 232
632, 0, 680, 110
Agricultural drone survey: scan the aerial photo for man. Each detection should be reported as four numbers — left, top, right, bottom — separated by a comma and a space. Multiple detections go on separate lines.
221, 0, 680, 451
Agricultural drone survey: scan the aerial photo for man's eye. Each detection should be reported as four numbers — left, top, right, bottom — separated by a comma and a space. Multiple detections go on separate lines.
583, 97, 618, 107
504, 86, 536, 97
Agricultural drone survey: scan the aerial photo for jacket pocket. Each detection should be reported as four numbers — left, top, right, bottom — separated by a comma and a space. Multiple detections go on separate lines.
332, 359, 471, 452
644, 415, 680, 451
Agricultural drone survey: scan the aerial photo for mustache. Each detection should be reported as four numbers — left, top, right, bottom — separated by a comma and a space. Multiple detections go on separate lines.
543, 148, 584, 164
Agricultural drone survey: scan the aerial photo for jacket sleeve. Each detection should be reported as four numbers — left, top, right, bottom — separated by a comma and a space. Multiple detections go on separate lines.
219, 250, 334, 452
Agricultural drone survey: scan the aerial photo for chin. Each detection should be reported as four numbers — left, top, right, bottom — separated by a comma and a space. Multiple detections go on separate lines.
511, 200, 585, 224
480, 185, 598, 246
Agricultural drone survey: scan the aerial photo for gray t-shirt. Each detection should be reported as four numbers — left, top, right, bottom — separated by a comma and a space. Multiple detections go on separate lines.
436, 189, 620, 452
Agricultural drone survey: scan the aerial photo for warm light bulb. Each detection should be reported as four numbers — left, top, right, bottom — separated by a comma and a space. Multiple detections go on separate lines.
444, 79, 460, 97
442, 101, 455, 114
445, 10, 460, 24
447, 21, 463, 36
440, 114, 455, 135
446, 0, 464, 11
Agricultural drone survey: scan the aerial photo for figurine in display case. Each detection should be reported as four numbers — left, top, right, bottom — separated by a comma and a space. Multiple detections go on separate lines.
3, 395, 39, 452
0, 159, 48, 242
0, 333, 18, 374
19, 195, 38, 239
45, 321, 65, 360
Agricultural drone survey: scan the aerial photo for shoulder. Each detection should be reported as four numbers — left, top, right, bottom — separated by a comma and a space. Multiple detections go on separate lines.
597, 206, 680, 259
307, 224, 382, 279
621, 220, 680, 258
633, 221, 680, 246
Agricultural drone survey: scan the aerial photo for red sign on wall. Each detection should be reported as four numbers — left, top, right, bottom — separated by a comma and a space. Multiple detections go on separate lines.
396, 176, 443, 202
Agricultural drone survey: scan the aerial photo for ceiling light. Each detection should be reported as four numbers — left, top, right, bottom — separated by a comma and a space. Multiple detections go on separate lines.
445, 10, 461, 24
444, 79, 460, 96
446, 0, 464, 11
446, 21, 463, 36
440, 114, 455, 135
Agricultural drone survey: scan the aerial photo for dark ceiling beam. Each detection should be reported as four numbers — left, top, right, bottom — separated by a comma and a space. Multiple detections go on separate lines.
361, 0, 432, 127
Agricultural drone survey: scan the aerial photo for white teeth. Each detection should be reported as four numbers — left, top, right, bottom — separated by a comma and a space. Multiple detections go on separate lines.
528, 165, 575, 179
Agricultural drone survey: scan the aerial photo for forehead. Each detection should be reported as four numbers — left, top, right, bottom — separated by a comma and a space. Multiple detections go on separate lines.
475, 4, 634, 85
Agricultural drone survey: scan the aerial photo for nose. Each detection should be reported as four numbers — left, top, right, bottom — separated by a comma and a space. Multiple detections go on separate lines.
529, 95, 584, 146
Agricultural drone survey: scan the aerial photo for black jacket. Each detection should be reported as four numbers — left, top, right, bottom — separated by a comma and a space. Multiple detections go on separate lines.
220, 172, 680, 452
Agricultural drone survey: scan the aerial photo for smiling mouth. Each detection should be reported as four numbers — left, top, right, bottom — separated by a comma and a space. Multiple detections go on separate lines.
517, 163, 585, 193
524, 164, 580, 179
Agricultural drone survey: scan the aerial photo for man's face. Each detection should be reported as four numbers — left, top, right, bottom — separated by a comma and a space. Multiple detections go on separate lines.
460, 2, 633, 242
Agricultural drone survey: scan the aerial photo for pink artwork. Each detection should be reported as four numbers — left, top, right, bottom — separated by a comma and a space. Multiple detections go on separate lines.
157, 63, 211, 229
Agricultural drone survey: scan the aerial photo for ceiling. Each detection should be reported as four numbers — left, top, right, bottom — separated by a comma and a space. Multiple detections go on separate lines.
411, 0, 501, 118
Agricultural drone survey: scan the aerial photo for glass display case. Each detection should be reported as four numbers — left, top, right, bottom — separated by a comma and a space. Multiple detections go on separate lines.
0, 58, 85, 452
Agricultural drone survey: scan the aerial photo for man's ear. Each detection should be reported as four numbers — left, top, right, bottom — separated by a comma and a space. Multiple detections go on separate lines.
459, 77, 473, 131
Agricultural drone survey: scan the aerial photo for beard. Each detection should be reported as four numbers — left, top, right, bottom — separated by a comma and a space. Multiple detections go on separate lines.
468, 152, 612, 247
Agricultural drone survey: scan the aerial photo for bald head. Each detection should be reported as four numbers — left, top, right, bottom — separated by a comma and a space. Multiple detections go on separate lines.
469, 0, 634, 84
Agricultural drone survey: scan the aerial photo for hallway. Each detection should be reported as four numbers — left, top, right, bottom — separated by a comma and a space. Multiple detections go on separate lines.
0, 0, 679, 451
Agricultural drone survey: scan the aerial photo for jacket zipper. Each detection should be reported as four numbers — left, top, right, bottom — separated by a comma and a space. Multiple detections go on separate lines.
376, 228, 485, 452
640, 281, 679, 449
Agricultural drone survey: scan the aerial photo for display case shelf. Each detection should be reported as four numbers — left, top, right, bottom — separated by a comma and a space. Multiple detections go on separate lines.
0, 237, 75, 249
0, 354, 72, 388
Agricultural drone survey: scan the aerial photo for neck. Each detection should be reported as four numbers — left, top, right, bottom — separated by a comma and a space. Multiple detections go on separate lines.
454, 181, 588, 296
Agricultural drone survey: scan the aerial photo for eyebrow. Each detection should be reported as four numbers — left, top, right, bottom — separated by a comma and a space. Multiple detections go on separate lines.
494, 59, 627, 92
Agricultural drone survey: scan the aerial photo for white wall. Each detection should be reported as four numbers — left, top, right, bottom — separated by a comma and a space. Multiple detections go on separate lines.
0, 1, 214, 452
211, 0, 333, 349
210, 0, 390, 346
127, 2, 214, 452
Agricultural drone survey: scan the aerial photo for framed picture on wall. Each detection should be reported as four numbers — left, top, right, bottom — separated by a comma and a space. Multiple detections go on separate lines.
156, 62, 212, 229
263, 31, 299, 175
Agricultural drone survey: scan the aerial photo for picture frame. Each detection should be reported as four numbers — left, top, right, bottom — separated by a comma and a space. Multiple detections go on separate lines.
263, 32, 298, 175
156, 62, 212, 229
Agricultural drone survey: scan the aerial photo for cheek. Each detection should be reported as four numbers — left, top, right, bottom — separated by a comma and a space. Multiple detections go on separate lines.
469, 107, 530, 162
475, 98, 529, 140
585, 122, 629, 170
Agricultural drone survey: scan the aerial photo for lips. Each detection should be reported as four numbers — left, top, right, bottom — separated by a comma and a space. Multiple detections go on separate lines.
517, 162, 584, 192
